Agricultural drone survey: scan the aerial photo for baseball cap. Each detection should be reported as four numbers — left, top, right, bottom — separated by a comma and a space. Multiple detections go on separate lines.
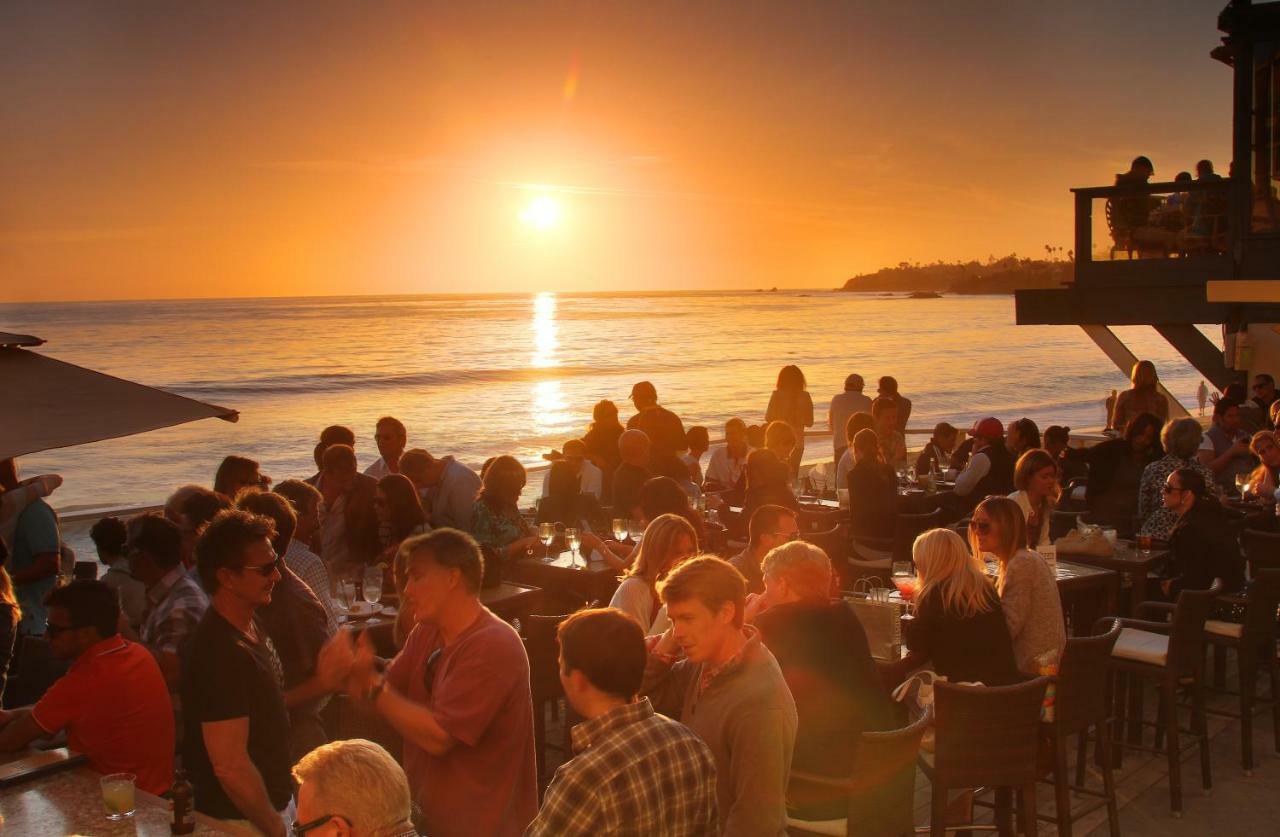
969, 417, 1004, 439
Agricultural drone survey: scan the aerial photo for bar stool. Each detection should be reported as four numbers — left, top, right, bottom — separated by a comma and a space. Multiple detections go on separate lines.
919, 677, 1050, 836
1104, 583, 1220, 817
1202, 568, 1280, 773
1040, 625, 1122, 837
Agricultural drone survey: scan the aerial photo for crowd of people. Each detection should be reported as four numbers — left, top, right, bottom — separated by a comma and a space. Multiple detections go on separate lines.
0, 360, 1275, 836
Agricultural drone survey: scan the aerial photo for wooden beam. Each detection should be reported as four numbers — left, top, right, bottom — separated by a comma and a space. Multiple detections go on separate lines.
1153, 324, 1241, 391
1078, 325, 1191, 419
1206, 280, 1280, 303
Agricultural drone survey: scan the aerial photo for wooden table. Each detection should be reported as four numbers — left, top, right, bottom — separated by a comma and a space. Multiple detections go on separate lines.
1053, 560, 1120, 636
0, 757, 228, 835
508, 549, 619, 610
479, 580, 544, 624
1055, 540, 1170, 614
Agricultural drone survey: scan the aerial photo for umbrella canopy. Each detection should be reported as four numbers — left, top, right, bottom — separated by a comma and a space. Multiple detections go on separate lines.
1, 336, 237, 461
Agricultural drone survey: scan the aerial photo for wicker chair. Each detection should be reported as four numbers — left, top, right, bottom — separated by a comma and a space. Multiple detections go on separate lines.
1202, 568, 1280, 773
786, 708, 932, 837
1041, 625, 1122, 837
921, 677, 1051, 836
803, 524, 852, 588
1101, 583, 1220, 816
516, 613, 573, 781
893, 509, 945, 565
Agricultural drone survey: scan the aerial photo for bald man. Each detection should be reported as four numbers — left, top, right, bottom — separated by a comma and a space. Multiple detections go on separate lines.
612, 430, 652, 519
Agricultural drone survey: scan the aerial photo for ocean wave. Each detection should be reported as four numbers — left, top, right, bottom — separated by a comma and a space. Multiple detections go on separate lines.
168, 363, 668, 398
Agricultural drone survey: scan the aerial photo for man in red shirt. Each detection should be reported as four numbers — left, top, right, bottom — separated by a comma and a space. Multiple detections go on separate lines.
0, 580, 175, 794
320, 528, 537, 837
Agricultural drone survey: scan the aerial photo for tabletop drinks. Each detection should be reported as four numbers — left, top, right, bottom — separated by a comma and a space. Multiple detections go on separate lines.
362, 567, 383, 605
565, 527, 581, 569
891, 561, 918, 601
102, 772, 136, 820
540, 522, 556, 558
170, 768, 194, 834
1235, 472, 1250, 498
627, 519, 644, 543
611, 518, 628, 542
335, 577, 355, 613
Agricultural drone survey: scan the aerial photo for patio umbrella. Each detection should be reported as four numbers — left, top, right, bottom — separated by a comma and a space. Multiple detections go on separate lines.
1, 331, 238, 461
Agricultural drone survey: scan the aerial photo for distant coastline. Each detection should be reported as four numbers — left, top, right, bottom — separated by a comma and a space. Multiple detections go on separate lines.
841, 254, 1072, 295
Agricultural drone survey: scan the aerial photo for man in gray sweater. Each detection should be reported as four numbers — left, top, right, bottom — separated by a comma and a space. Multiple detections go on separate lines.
642, 556, 797, 837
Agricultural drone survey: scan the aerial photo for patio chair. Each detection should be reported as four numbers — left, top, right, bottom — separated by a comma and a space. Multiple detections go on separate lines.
786, 708, 932, 837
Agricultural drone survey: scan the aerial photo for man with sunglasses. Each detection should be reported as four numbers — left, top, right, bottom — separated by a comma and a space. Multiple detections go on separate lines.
182, 509, 294, 837
0, 580, 174, 794
728, 505, 799, 594
320, 528, 537, 837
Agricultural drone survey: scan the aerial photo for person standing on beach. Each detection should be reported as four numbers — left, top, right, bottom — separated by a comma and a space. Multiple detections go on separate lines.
876, 377, 912, 432
765, 365, 814, 477
365, 416, 408, 480
828, 374, 872, 465
627, 381, 688, 480
1111, 360, 1169, 432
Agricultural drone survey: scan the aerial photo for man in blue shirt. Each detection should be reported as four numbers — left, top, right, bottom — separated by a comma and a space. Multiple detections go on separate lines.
1, 460, 61, 636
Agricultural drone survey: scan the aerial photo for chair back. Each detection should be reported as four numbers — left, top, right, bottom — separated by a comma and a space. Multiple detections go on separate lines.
893, 509, 944, 564
847, 708, 932, 836
1052, 624, 1121, 732
1240, 568, 1280, 654
803, 525, 851, 586
520, 613, 571, 705
932, 677, 1050, 788
1165, 583, 1222, 675
1243, 529, 1280, 574
1049, 509, 1084, 542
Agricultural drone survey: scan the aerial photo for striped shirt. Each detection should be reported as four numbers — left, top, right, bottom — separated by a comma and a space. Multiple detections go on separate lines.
525, 698, 718, 837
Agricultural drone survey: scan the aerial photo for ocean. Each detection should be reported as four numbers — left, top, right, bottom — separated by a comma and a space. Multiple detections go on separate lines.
4, 290, 1215, 516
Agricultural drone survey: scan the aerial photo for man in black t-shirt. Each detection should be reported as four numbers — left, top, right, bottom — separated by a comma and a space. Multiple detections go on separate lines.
182, 510, 294, 837
611, 429, 652, 519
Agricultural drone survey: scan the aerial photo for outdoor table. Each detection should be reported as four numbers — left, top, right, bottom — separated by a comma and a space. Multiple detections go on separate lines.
1054, 539, 1170, 614
508, 550, 618, 610
1053, 560, 1120, 636
479, 580, 544, 624
338, 607, 399, 657
0, 750, 228, 835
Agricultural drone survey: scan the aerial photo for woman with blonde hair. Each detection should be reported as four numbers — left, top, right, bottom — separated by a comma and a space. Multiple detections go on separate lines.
766, 365, 814, 477
1246, 430, 1280, 500
1111, 359, 1169, 431
1010, 449, 1060, 549
0, 541, 19, 703
970, 497, 1065, 673
896, 528, 1021, 685
608, 514, 697, 634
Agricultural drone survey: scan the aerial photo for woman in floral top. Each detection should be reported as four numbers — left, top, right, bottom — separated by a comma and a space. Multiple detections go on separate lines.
471, 456, 541, 564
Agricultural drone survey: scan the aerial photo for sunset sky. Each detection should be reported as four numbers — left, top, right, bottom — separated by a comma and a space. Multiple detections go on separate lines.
3, 1, 1232, 302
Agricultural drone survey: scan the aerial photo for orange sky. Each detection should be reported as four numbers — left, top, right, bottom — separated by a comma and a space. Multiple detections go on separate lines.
2, 2, 1233, 302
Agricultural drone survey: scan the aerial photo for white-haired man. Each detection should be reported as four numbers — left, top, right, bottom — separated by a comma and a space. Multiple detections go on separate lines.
292, 739, 418, 837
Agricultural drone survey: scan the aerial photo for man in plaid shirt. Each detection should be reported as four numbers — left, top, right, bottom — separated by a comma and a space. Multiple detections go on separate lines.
525, 608, 718, 837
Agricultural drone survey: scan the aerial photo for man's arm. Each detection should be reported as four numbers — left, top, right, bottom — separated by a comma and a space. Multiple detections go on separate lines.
0, 709, 46, 752
952, 454, 990, 497
369, 683, 456, 756
1201, 438, 1251, 475
10, 553, 58, 586
202, 718, 287, 837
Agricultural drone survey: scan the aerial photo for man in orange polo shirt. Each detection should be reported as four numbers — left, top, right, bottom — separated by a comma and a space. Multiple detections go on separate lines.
0, 580, 175, 795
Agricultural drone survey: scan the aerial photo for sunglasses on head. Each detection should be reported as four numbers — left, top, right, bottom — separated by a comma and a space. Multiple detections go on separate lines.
968, 519, 992, 534
241, 557, 283, 577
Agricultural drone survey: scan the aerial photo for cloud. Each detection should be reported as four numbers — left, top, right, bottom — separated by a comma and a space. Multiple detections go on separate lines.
0, 226, 167, 245
257, 157, 455, 174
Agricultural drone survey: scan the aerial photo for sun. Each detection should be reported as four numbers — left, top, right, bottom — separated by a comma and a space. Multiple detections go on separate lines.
520, 195, 562, 230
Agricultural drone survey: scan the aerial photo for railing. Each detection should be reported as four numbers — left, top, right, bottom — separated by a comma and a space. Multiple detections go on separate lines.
1071, 178, 1236, 277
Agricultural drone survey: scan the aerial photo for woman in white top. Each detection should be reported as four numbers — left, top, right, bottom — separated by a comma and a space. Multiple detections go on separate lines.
1008, 449, 1060, 550
608, 513, 697, 635
970, 496, 1066, 674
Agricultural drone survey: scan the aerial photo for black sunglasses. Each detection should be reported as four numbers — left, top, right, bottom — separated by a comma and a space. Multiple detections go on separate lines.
241, 557, 283, 577
968, 519, 992, 534
422, 646, 444, 695
1161, 484, 1185, 495
293, 814, 348, 836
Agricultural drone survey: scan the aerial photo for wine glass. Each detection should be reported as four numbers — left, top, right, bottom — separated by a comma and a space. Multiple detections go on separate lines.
335, 578, 354, 613
565, 527, 581, 569
627, 519, 644, 543
362, 567, 383, 606
891, 561, 917, 602
539, 522, 556, 559
612, 518, 628, 541
1235, 472, 1250, 499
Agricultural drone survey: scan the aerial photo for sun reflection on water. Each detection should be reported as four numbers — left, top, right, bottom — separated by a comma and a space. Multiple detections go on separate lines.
530, 293, 571, 433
